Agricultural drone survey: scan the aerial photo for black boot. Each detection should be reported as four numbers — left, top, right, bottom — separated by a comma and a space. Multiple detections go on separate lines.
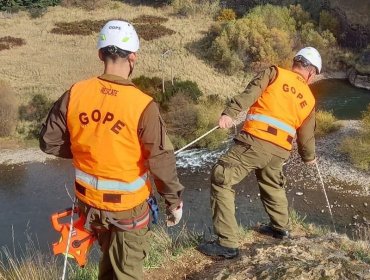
257, 224, 290, 239
197, 241, 239, 259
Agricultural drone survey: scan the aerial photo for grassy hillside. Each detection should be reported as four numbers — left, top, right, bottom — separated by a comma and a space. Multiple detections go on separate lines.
0, 2, 249, 103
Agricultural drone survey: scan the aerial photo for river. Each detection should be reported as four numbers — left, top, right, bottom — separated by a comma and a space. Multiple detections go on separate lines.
0, 79, 369, 257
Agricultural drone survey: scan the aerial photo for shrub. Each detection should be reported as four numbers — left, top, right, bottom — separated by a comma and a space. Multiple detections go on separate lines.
60, 0, 109, 10
164, 93, 198, 148
135, 24, 175, 41
299, 22, 338, 71
216, 8, 236, 22
133, 76, 203, 108
132, 15, 168, 24
51, 19, 175, 41
164, 93, 227, 150
0, 81, 18, 137
18, 94, 53, 138
132, 76, 170, 108
289, 4, 311, 30
315, 110, 341, 137
169, 80, 202, 102
341, 105, 370, 171
209, 4, 296, 73
0, 0, 60, 13
171, 0, 220, 17
51, 19, 105, 35
194, 96, 228, 149
0, 36, 26, 51
319, 10, 340, 36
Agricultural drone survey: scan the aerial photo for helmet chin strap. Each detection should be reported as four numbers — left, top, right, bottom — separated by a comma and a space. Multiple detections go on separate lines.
128, 59, 134, 78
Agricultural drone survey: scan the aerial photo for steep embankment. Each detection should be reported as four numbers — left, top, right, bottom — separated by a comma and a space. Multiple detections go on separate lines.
144, 231, 370, 280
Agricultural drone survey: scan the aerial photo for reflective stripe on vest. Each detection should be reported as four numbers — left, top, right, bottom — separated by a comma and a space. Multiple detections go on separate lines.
75, 168, 148, 192
246, 114, 296, 136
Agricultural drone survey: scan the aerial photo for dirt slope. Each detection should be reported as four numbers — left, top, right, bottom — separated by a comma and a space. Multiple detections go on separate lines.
145, 230, 370, 280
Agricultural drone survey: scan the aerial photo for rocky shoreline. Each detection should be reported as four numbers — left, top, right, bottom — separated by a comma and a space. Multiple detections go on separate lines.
314, 69, 370, 91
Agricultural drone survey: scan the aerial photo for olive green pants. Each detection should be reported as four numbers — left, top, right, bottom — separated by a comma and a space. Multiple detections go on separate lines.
78, 201, 150, 280
211, 141, 289, 248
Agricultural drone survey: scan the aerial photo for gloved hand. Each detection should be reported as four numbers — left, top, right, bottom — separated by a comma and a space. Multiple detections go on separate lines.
166, 202, 183, 227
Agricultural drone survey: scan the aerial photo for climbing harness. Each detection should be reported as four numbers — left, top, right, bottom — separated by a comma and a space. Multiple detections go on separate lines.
314, 161, 337, 233
51, 205, 96, 269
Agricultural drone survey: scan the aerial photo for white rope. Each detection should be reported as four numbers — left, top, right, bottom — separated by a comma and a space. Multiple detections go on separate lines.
61, 198, 76, 280
315, 161, 337, 233
174, 126, 220, 155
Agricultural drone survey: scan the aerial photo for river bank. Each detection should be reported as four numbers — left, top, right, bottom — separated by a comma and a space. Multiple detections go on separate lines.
0, 120, 369, 189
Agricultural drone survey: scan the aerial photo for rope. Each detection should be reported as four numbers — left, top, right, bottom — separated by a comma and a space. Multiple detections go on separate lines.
174, 112, 246, 155
174, 126, 219, 155
314, 161, 337, 233
61, 198, 76, 280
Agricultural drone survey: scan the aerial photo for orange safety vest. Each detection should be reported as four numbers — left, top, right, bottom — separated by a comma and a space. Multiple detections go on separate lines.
67, 77, 153, 211
242, 67, 315, 150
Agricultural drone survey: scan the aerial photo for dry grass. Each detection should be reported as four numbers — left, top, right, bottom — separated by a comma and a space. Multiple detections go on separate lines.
315, 110, 342, 137
0, 81, 18, 137
0, 2, 248, 105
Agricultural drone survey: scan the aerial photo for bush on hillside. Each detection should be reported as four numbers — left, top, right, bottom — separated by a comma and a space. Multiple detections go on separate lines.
171, 0, 220, 17
132, 15, 168, 24
51, 19, 105, 35
51, 19, 175, 40
0, 0, 60, 14
60, 0, 108, 10
207, 4, 338, 74
319, 10, 340, 36
164, 93, 227, 150
0, 36, 26, 51
133, 76, 203, 109
210, 5, 295, 73
315, 110, 341, 137
0, 81, 18, 137
216, 8, 236, 21
135, 24, 176, 41
133, 76, 227, 149
341, 105, 370, 171
18, 94, 52, 139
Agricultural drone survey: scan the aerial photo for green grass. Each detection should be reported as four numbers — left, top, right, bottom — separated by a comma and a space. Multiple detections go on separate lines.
341, 105, 370, 171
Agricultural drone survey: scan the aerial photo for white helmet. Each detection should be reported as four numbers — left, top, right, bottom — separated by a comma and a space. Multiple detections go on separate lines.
294, 47, 322, 73
97, 20, 139, 53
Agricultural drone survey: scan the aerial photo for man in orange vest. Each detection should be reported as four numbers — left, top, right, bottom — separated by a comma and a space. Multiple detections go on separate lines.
198, 47, 321, 259
40, 20, 184, 279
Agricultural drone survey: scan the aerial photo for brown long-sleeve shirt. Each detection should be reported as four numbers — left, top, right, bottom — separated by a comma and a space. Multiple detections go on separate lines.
223, 66, 316, 162
39, 74, 184, 210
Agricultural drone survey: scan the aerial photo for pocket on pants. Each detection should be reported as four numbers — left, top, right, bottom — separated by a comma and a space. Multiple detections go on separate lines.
124, 228, 151, 261
211, 162, 232, 186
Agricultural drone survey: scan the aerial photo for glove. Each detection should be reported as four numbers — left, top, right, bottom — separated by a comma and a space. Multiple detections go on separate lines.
166, 202, 183, 227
